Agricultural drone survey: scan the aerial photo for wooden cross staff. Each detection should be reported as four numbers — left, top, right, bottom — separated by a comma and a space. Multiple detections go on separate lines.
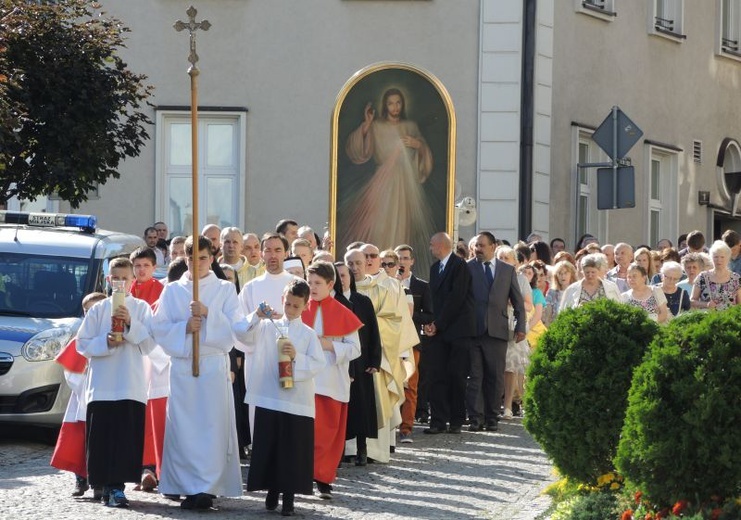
174, 6, 210, 377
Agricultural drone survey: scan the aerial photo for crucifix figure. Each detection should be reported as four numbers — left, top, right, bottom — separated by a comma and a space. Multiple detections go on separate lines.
174, 6, 210, 377
174, 6, 211, 72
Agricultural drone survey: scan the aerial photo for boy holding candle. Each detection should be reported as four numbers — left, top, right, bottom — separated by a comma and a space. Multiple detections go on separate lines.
76, 258, 155, 507
241, 278, 326, 516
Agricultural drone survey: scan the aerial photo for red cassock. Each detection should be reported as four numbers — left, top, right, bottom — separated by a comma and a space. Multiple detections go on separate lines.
50, 339, 87, 477
130, 278, 167, 474
302, 296, 362, 484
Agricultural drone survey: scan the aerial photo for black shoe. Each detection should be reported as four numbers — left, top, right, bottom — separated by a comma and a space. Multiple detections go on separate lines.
316, 481, 332, 500
72, 476, 89, 497
423, 426, 446, 434
181, 495, 197, 509
355, 452, 368, 466
485, 421, 499, 432
447, 425, 462, 434
93, 487, 103, 502
194, 493, 214, 509
415, 414, 429, 424
468, 423, 483, 432
265, 490, 279, 511
281, 492, 295, 516
163, 494, 181, 501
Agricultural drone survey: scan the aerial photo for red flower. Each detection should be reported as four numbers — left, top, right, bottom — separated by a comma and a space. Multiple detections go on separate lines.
672, 500, 689, 515
621, 510, 633, 520
644, 514, 653, 520
634, 491, 644, 504
710, 508, 723, 520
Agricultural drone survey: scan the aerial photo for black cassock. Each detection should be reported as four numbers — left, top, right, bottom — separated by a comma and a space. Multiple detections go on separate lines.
337, 290, 382, 440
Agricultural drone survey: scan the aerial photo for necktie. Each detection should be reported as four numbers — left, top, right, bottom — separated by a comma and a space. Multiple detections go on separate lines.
439, 262, 445, 274
484, 261, 494, 287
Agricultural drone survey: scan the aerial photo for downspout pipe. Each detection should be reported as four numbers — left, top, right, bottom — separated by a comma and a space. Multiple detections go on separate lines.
519, 0, 537, 239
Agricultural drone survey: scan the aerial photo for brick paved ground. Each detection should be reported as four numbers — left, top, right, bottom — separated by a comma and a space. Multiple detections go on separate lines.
0, 419, 554, 519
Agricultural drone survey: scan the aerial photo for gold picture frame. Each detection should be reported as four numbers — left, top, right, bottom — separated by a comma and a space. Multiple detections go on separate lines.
329, 62, 456, 274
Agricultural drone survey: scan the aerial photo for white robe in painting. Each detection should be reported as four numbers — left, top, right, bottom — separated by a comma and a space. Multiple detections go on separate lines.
152, 271, 249, 497
344, 119, 434, 253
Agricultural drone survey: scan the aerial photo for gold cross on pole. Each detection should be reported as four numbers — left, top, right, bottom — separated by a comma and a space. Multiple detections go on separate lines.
174, 6, 210, 377
174, 6, 211, 73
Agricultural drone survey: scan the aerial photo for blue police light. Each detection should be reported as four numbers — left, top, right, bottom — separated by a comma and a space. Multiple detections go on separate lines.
0, 211, 97, 232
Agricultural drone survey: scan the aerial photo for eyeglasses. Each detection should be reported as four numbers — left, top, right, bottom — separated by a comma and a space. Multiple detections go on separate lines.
365, 253, 379, 259
381, 261, 396, 268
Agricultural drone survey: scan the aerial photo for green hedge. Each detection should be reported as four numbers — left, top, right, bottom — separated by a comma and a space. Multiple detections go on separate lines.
615, 308, 741, 505
524, 299, 659, 484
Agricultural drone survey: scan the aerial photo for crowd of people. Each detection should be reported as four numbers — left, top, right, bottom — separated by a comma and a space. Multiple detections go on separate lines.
48, 218, 741, 515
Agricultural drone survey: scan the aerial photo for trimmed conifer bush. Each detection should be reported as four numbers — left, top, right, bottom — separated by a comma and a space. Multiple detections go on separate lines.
615, 308, 741, 505
524, 299, 660, 484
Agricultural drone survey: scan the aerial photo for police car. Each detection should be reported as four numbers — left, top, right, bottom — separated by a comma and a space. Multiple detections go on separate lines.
0, 211, 144, 431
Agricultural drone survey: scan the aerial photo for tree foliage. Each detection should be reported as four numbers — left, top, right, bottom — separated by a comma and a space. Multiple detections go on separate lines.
0, 0, 153, 207
523, 299, 660, 484
615, 308, 741, 505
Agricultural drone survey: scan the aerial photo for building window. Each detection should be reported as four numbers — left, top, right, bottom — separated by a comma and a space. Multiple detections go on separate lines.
650, 0, 686, 40
720, 0, 741, 59
645, 145, 679, 247
575, 0, 616, 21
155, 110, 246, 236
573, 127, 609, 246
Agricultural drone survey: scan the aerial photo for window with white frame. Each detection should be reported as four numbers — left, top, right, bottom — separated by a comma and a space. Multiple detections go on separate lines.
155, 111, 246, 237
573, 128, 609, 246
651, 0, 685, 39
720, 0, 741, 57
575, 0, 616, 21
645, 145, 679, 248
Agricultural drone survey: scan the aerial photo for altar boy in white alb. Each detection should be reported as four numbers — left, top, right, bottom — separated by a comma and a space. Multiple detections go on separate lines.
76, 258, 155, 508
241, 279, 326, 516
151, 235, 250, 510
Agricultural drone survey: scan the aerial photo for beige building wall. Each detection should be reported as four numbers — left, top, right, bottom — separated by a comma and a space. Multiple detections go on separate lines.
74, 0, 481, 240
551, 1, 741, 249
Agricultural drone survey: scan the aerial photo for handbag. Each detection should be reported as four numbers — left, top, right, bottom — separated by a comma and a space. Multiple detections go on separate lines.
526, 321, 547, 349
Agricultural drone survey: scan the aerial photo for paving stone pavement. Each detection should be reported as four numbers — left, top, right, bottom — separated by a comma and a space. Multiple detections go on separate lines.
0, 420, 555, 519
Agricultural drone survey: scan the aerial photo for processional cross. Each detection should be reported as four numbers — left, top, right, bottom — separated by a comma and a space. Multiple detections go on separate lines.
174, 6, 210, 377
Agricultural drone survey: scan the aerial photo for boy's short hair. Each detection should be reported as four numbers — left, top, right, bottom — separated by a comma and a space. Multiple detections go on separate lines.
167, 257, 188, 282
82, 291, 107, 308
109, 257, 134, 272
284, 278, 310, 303
130, 246, 157, 265
185, 235, 213, 256
306, 260, 335, 283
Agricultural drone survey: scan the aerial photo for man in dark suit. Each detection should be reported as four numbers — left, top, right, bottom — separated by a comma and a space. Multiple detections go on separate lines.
423, 233, 474, 435
394, 244, 434, 441
466, 232, 526, 431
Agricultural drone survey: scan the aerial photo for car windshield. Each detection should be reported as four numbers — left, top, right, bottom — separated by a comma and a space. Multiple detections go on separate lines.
0, 253, 90, 318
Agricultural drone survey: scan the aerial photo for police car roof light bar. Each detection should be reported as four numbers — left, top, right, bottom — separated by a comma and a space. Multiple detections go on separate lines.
0, 211, 97, 233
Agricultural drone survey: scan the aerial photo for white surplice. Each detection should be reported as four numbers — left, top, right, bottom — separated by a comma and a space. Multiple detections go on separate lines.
152, 271, 250, 497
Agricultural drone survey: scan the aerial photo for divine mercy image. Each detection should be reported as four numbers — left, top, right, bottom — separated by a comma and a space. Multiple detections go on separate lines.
333, 64, 454, 274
